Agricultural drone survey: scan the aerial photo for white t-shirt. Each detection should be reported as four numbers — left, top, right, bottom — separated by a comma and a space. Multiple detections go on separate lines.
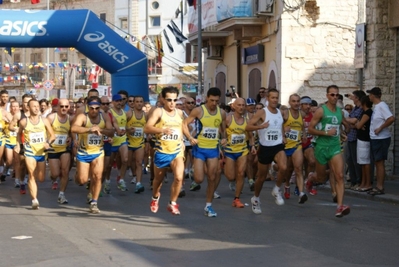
258, 107, 283, 146
370, 101, 393, 139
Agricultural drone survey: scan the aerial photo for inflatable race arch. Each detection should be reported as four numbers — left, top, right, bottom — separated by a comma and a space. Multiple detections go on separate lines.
0, 9, 149, 100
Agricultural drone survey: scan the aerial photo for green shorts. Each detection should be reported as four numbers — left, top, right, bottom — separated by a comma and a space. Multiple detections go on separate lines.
314, 144, 341, 165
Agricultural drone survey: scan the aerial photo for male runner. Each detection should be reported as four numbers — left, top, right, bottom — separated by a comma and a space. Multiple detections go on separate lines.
100, 96, 114, 194
4, 101, 20, 186
183, 87, 227, 217
145, 87, 185, 215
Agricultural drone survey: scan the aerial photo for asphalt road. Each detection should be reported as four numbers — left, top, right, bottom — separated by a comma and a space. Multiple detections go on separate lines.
0, 170, 398, 267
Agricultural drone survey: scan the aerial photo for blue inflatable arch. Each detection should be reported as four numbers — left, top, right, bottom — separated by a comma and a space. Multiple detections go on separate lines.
0, 9, 148, 100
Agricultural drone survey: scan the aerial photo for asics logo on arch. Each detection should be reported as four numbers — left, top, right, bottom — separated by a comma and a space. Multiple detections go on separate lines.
84, 31, 129, 64
0, 20, 47, 36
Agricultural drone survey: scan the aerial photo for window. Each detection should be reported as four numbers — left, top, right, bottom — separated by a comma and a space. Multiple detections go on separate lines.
14, 53, 21, 62
100, 13, 106, 23
150, 16, 161, 27
120, 18, 128, 29
185, 43, 198, 63
59, 53, 68, 61
152, 1, 159, 9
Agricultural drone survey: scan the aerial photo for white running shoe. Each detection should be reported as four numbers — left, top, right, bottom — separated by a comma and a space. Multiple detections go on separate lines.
272, 187, 285, 205
251, 197, 262, 214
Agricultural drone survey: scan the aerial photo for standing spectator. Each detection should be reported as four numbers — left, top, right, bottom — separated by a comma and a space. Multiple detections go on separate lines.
344, 104, 353, 113
367, 87, 395, 195
39, 99, 51, 118
345, 90, 366, 189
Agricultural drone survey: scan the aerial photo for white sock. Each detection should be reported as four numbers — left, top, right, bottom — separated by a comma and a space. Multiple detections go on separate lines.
136, 182, 141, 186
105, 179, 110, 184
205, 202, 212, 208
252, 196, 260, 202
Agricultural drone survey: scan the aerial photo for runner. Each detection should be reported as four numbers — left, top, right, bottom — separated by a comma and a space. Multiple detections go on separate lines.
100, 96, 114, 194
144, 86, 185, 215
246, 89, 287, 214
224, 98, 256, 207
126, 95, 147, 194
0, 89, 10, 111
71, 96, 114, 213
307, 85, 351, 217
281, 94, 308, 203
183, 87, 227, 217
14, 99, 55, 209
46, 99, 72, 204
1, 102, 15, 181
245, 98, 257, 191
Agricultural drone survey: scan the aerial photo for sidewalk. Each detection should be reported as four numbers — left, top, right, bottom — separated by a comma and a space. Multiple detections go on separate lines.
319, 179, 399, 205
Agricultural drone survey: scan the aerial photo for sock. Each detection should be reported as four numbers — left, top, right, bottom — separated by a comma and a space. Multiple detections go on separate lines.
299, 192, 305, 197
136, 182, 141, 186
105, 179, 110, 184
152, 195, 159, 200
205, 202, 212, 207
15, 179, 20, 184
184, 169, 188, 174
234, 197, 239, 200
91, 200, 97, 203
170, 201, 177, 205
59, 191, 64, 196
274, 185, 280, 191
252, 196, 260, 202
23, 177, 28, 184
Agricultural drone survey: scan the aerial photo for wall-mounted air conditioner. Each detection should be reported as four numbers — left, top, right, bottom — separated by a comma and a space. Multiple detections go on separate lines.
256, 0, 274, 16
207, 45, 223, 60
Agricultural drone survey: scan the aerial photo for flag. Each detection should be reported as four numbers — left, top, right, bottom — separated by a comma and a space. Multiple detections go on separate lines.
10, 0, 21, 3
167, 20, 187, 44
31, 0, 40, 4
155, 35, 164, 63
187, 0, 196, 10
163, 29, 174, 53
5, 47, 12, 56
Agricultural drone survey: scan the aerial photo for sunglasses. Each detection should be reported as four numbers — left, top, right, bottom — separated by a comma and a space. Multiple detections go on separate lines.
101, 102, 110, 105
89, 107, 100, 110
122, 98, 127, 101
60, 105, 69, 108
166, 98, 178, 102
186, 101, 195, 104
345, 108, 352, 111
128, 100, 134, 102
328, 93, 339, 97
259, 91, 265, 94
115, 99, 122, 102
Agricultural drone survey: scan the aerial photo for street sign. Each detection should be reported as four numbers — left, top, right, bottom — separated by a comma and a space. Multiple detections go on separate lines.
43, 80, 54, 91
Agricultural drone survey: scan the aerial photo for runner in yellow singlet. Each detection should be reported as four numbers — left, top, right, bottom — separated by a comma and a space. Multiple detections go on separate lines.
46, 98, 72, 204
71, 96, 114, 214
126, 96, 147, 194
145, 87, 186, 215
15, 99, 55, 210
4, 101, 21, 187
183, 87, 227, 217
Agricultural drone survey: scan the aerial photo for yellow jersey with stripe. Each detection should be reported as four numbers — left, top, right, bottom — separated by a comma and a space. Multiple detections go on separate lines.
127, 110, 146, 149
5, 121, 18, 146
110, 108, 127, 146
77, 114, 105, 156
0, 111, 4, 141
196, 106, 222, 149
50, 114, 70, 153
284, 109, 303, 149
24, 117, 47, 157
155, 108, 183, 154
225, 115, 248, 154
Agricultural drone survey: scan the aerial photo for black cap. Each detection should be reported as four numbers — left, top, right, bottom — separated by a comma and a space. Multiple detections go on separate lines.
311, 100, 318, 107
366, 87, 382, 96
352, 90, 366, 99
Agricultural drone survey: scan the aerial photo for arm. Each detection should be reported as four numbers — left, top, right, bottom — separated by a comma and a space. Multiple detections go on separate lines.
71, 114, 91, 134
8, 113, 20, 132
220, 110, 227, 146
101, 113, 115, 137
341, 111, 351, 132
182, 107, 200, 144
13, 118, 26, 154
245, 109, 269, 131
3, 110, 12, 124
355, 113, 370, 130
375, 116, 395, 134
308, 107, 332, 136
44, 118, 56, 147
144, 108, 172, 136
125, 110, 135, 135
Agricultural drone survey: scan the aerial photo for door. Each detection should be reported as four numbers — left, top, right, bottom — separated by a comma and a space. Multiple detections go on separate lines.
248, 68, 261, 99
215, 72, 226, 104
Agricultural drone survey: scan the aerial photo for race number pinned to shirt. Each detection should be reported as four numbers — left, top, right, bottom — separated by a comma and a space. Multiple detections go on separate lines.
29, 132, 45, 144
231, 134, 245, 144
161, 129, 181, 141
286, 129, 299, 141
325, 124, 340, 136
265, 129, 281, 141
54, 134, 67, 145
131, 127, 143, 138
202, 127, 218, 139
88, 134, 102, 145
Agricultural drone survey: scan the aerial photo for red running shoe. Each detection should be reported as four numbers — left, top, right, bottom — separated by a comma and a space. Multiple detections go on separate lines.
20, 184, 26, 195
150, 194, 160, 213
335, 205, 350, 218
167, 203, 181, 215
51, 181, 58, 190
284, 186, 290, 199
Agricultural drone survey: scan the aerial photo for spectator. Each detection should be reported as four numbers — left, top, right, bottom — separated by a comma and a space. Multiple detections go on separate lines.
257, 87, 267, 106
345, 104, 353, 113
367, 87, 395, 195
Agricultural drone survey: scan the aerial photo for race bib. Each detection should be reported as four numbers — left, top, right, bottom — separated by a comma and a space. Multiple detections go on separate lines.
29, 132, 45, 144
87, 134, 102, 145
10, 129, 18, 137
231, 134, 245, 145
115, 127, 126, 137
160, 129, 181, 141
265, 129, 281, 141
325, 124, 340, 136
54, 134, 68, 145
286, 129, 299, 141
131, 127, 143, 138
202, 127, 218, 139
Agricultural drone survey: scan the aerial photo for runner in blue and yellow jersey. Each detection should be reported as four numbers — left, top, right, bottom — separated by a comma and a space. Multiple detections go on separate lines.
244, 98, 257, 191
126, 96, 147, 194
71, 96, 114, 214
281, 94, 308, 204
109, 94, 129, 191
145, 87, 186, 215
15, 99, 55, 210
307, 85, 351, 218
46, 98, 72, 204
183, 87, 227, 217
4, 101, 20, 186
0, 102, 14, 182
224, 98, 256, 208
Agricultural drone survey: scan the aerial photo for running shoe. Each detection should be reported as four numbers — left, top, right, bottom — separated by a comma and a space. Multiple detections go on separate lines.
251, 196, 262, 214
167, 203, 180, 215
229, 182, 236, 192
20, 184, 26, 195
178, 188, 186, 198
189, 168, 194, 181
0, 174, 6, 182
306, 177, 317, 196
85, 180, 90, 190
204, 205, 217, 217
335, 205, 350, 218
143, 168, 147, 175
89, 202, 100, 214
58, 194, 68, 204
294, 186, 299, 196
249, 179, 255, 192
130, 176, 137, 184
52, 181, 58, 190
332, 193, 337, 203
103, 183, 111, 194
184, 172, 189, 180
128, 169, 133, 177
87, 193, 93, 204
32, 199, 40, 210
298, 193, 308, 204
135, 183, 145, 194
118, 180, 128, 191
189, 182, 201, 191
14, 180, 20, 188
284, 186, 290, 199
272, 187, 285, 205
213, 191, 221, 199
150, 194, 160, 213
7, 169, 11, 176
232, 198, 244, 208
